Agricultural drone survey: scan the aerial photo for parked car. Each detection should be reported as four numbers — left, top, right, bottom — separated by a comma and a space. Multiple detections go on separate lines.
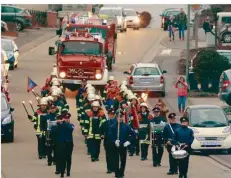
1, 20, 8, 32
160, 8, 178, 28
124, 63, 167, 97
163, 9, 181, 31
217, 12, 231, 43
124, 8, 140, 30
184, 105, 231, 153
1, 92, 14, 142
99, 6, 127, 32
1, 39, 19, 70
217, 50, 231, 64
218, 69, 231, 106
1, 5, 32, 31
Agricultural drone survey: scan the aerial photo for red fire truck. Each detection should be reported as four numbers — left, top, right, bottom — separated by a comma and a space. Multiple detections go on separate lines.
48, 31, 108, 91
56, 13, 117, 71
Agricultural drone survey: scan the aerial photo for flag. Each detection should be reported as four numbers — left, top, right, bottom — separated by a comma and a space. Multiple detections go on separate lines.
27, 77, 37, 93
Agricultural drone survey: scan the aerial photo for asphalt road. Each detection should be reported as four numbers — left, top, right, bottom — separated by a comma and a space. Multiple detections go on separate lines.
2, 6, 231, 178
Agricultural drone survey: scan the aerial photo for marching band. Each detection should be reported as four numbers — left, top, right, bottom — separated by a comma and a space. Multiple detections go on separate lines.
22, 73, 194, 178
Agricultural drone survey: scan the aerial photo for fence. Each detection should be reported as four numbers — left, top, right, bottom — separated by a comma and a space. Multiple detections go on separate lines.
27, 10, 47, 27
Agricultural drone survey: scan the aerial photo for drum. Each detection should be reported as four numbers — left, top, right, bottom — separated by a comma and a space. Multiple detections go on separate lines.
151, 123, 165, 146
171, 145, 188, 159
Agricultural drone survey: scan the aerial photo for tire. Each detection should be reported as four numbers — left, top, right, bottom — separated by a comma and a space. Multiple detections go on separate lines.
6, 126, 14, 143
222, 32, 231, 43
16, 21, 23, 31
226, 94, 231, 106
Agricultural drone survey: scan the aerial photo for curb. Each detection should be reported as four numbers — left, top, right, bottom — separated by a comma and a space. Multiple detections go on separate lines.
209, 155, 231, 169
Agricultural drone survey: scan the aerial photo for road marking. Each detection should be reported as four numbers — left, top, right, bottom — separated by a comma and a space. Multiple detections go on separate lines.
160, 49, 172, 56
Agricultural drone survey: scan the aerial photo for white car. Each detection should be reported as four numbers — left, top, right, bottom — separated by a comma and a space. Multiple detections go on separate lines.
184, 105, 231, 153
99, 6, 127, 32
124, 8, 140, 30
1, 39, 19, 70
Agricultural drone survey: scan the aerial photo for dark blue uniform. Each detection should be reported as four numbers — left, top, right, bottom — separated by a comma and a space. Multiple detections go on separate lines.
163, 123, 181, 174
101, 118, 117, 173
173, 126, 194, 178
109, 121, 135, 178
51, 121, 74, 177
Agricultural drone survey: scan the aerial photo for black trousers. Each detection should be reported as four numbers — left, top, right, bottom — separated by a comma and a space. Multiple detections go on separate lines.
56, 142, 74, 174
179, 155, 190, 177
141, 143, 149, 159
152, 145, 164, 165
104, 142, 115, 171
88, 139, 101, 159
47, 143, 56, 164
36, 135, 46, 157
129, 138, 140, 155
114, 146, 127, 177
167, 145, 178, 172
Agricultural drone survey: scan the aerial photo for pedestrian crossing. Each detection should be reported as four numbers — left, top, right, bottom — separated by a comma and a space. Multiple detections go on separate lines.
160, 49, 172, 56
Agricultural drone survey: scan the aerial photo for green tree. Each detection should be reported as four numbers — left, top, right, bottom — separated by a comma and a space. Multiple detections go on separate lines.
193, 49, 231, 92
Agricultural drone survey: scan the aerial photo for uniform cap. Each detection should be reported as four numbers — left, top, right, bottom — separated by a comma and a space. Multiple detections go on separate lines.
180, 117, 189, 123
56, 88, 63, 95
52, 80, 61, 86
51, 90, 59, 96
51, 71, 56, 76
152, 107, 160, 112
51, 77, 58, 83
109, 76, 115, 81
95, 95, 101, 100
108, 109, 115, 115
87, 88, 95, 94
140, 102, 148, 108
39, 97, 48, 105
88, 93, 96, 101
85, 84, 92, 89
46, 96, 54, 101
168, 113, 176, 119
91, 101, 100, 107
122, 80, 127, 85
50, 86, 58, 91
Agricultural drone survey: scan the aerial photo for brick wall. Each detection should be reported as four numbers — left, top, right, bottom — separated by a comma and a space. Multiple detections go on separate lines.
46, 11, 58, 27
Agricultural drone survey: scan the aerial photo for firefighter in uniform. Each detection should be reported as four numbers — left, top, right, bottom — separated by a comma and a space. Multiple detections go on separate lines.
51, 89, 67, 115
150, 107, 167, 167
56, 87, 69, 112
41, 71, 57, 97
40, 104, 58, 166
83, 101, 107, 162
112, 91, 127, 112
109, 110, 135, 178
76, 79, 87, 119
51, 113, 74, 177
127, 93, 140, 156
100, 109, 117, 174
27, 97, 48, 159
163, 113, 181, 175
173, 117, 194, 178
138, 102, 152, 161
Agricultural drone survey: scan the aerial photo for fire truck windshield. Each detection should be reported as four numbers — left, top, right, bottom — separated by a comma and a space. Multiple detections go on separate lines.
60, 41, 102, 55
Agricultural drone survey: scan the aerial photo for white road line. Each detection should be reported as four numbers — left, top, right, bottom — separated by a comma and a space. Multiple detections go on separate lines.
160, 49, 172, 56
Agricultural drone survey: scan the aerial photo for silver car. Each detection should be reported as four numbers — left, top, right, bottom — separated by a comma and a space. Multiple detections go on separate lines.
124, 63, 167, 97
124, 8, 140, 30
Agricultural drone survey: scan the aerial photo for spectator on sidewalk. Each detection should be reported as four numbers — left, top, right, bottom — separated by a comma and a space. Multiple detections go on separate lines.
167, 15, 175, 41
203, 16, 212, 34
176, 8, 187, 40
175, 76, 188, 113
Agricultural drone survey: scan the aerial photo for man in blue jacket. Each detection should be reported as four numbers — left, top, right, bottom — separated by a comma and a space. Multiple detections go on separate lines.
163, 113, 181, 175
173, 117, 194, 178
109, 111, 135, 178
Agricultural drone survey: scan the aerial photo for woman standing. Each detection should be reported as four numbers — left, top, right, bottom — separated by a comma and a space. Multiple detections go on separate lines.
175, 76, 188, 113
167, 15, 175, 41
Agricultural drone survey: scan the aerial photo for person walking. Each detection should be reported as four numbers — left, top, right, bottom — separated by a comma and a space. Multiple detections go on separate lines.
163, 113, 181, 175
175, 76, 188, 113
167, 15, 176, 41
203, 16, 212, 34
173, 117, 194, 178
176, 8, 187, 40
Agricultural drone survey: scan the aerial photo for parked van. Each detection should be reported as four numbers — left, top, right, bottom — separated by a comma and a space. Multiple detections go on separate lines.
217, 12, 231, 43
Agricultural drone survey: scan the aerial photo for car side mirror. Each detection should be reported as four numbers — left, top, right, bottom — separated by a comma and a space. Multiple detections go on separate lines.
162, 70, 167, 74
10, 108, 14, 112
56, 29, 62, 36
49, 47, 56, 55
124, 71, 130, 75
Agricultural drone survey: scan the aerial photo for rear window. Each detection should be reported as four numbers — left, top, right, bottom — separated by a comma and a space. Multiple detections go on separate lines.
166, 11, 179, 16
221, 16, 231, 24
133, 67, 160, 76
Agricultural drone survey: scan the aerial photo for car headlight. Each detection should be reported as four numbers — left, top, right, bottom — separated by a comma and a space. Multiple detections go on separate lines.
222, 126, 230, 133
134, 18, 140, 23
59, 72, 66, 78
2, 114, 12, 125
95, 73, 102, 80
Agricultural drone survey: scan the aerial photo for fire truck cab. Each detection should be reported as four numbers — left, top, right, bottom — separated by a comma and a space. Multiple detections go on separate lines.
56, 13, 117, 71
48, 30, 108, 91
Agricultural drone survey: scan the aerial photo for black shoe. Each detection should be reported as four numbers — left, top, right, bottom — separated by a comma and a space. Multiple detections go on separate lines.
107, 170, 112, 174
95, 158, 99, 161
174, 172, 178, 174
141, 157, 145, 161
91, 158, 96, 162
66, 172, 70, 177
42, 155, 46, 158
129, 153, 133, 156
153, 164, 157, 167
60, 173, 64, 177
167, 171, 174, 175
48, 162, 52, 166
55, 171, 60, 174
158, 164, 161, 166
184, 174, 187, 178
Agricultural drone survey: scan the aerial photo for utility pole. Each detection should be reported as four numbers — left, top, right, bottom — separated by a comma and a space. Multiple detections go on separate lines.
186, 4, 191, 83
195, 12, 198, 49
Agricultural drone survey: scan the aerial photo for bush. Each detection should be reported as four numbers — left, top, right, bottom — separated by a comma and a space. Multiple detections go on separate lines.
193, 49, 231, 92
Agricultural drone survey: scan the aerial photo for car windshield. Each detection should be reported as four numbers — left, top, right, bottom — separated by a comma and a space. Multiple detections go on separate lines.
60, 41, 102, 55
133, 67, 160, 76
1, 95, 8, 111
99, 9, 122, 16
1, 40, 13, 51
218, 52, 231, 64
125, 10, 137, 16
166, 11, 180, 16
190, 108, 229, 127
67, 27, 107, 39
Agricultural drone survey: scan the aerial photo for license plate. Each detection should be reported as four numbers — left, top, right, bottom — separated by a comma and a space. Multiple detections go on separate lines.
139, 78, 154, 81
201, 141, 221, 146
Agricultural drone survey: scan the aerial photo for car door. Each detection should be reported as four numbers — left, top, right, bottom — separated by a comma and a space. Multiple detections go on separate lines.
1, 6, 16, 23
132, 66, 161, 87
